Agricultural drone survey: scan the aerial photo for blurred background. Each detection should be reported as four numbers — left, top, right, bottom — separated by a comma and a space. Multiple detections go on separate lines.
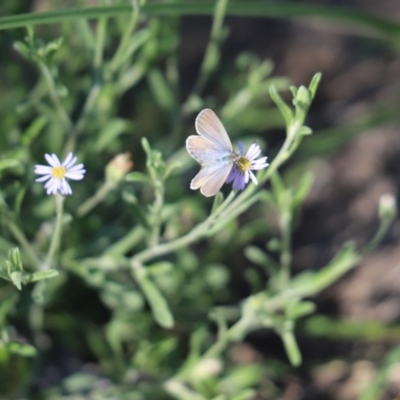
1, 0, 400, 399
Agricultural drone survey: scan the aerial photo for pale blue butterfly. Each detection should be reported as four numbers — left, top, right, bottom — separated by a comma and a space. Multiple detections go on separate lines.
186, 109, 269, 197
185, 109, 235, 197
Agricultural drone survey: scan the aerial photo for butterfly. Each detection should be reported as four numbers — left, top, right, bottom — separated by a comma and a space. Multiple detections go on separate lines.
186, 109, 236, 197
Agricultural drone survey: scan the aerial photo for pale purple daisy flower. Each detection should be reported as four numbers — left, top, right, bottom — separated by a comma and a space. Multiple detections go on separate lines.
34, 152, 86, 195
226, 142, 269, 191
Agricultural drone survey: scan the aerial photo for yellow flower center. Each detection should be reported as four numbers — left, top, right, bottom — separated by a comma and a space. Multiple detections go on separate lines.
235, 156, 252, 173
51, 166, 67, 179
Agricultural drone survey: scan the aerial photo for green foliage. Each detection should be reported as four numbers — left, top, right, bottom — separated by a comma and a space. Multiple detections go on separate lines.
0, 248, 58, 290
0, 1, 397, 399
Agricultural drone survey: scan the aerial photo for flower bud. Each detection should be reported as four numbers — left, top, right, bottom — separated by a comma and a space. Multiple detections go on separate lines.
379, 193, 397, 222
106, 153, 133, 184
190, 358, 223, 380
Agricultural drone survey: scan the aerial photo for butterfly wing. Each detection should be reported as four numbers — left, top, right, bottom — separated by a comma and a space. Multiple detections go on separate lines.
190, 162, 233, 197
199, 163, 233, 197
186, 135, 231, 167
186, 109, 234, 197
195, 109, 233, 152
186, 135, 233, 197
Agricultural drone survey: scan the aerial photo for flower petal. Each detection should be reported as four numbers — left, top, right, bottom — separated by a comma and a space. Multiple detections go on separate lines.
65, 155, 78, 169
45, 178, 59, 195
35, 175, 51, 182
238, 141, 245, 155
249, 170, 258, 185
233, 171, 245, 190
62, 152, 74, 168
251, 162, 269, 170
67, 164, 85, 173
252, 156, 268, 164
45, 154, 58, 167
45, 178, 56, 189
225, 166, 238, 184
246, 143, 261, 159
34, 165, 53, 174
244, 170, 250, 184
65, 172, 85, 180
50, 153, 61, 166
60, 179, 72, 195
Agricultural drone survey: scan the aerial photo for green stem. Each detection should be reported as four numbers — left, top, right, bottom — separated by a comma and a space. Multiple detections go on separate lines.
175, 316, 253, 381
104, 225, 145, 256
94, 17, 107, 69
7, 221, 42, 270
64, 82, 102, 154
76, 181, 116, 218
132, 223, 205, 264
148, 181, 164, 247
202, 318, 249, 359
29, 296, 44, 345
38, 61, 74, 134
207, 192, 262, 236
108, 0, 140, 74
184, 0, 228, 108
131, 189, 235, 264
362, 218, 392, 254
44, 194, 64, 270
63, 18, 106, 155
278, 210, 292, 289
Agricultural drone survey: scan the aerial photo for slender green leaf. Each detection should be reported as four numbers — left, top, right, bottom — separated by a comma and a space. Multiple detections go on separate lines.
94, 118, 132, 152
8, 342, 37, 357
148, 68, 175, 111
308, 72, 323, 99
292, 171, 314, 213
0, 292, 18, 327
269, 84, 293, 125
0, 159, 23, 175
297, 125, 312, 136
0, 2, 400, 44
287, 243, 361, 298
24, 269, 59, 284
280, 328, 301, 366
132, 264, 174, 328
286, 300, 316, 320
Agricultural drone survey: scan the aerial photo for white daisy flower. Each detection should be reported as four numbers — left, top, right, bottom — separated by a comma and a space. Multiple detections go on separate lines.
34, 152, 86, 196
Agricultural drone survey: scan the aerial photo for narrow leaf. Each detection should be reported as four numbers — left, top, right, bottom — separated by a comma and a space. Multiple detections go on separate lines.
280, 328, 302, 366
269, 84, 293, 125
24, 269, 59, 284
308, 72, 323, 99
132, 264, 174, 328
8, 342, 37, 357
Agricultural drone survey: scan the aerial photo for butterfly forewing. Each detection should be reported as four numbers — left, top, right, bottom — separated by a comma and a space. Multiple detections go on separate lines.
195, 109, 233, 152
186, 135, 232, 167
